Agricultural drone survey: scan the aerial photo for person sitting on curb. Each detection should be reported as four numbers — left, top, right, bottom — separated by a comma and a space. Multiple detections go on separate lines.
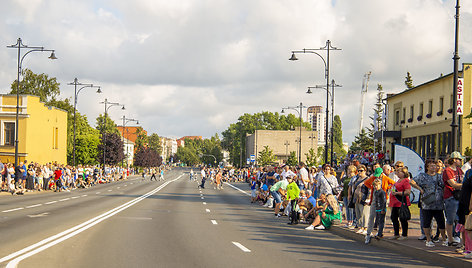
305, 194, 341, 230
270, 176, 289, 217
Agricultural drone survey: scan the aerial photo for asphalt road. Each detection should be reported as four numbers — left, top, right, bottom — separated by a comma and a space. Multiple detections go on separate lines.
0, 168, 442, 268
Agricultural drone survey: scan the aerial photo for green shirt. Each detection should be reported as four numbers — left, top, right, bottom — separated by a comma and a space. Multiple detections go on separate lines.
270, 180, 289, 192
286, 181, 300, 200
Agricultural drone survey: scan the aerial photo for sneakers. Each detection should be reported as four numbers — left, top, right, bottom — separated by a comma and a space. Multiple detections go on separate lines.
425, 241, 435, 247
362, 230, 368, 235
275, 213, 281, 218
389, 236, 400, 240
305, 225, 315, 230
365, 235, 372, 244
442, 241, 458, 247
465, 252, 472, 259
453, 236, 461, 244
418, 235, 427, 241
356, 229, 364, 234
315, 225, 326, 230
397, 236, 408, 241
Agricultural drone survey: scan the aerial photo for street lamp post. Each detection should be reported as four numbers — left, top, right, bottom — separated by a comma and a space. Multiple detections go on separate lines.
451, 0, 460, 151
284, 140, 290, 161
68, 78, 101, 166
282, 102, 307, 164
99, 99, 125, 171
121, 116, 139, 168
290, 40, 340, 164
7, 38, 57, 168
308, 79, 342, 165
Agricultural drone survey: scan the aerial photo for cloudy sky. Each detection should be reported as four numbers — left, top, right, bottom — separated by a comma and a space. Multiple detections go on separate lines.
1, 0, 471, 144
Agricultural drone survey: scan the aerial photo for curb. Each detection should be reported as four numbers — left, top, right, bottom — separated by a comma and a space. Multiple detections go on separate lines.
329, 225, 471, 267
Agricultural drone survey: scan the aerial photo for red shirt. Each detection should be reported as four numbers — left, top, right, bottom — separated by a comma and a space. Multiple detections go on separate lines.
54, 169, 62, 181
389, 178, 411, 207
442, 167, 463, 199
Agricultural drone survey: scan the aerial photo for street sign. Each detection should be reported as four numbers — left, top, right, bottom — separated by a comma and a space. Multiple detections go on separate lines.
250, 154, 255, 161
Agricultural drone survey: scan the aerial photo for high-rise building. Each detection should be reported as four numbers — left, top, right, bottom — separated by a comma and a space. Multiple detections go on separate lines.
307, 106, 326, 145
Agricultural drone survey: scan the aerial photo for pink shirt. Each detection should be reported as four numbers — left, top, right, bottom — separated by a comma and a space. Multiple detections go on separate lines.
389, 178, 411, 207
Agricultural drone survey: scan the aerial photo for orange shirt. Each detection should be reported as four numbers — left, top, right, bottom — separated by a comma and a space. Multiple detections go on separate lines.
364, 173, 395, 205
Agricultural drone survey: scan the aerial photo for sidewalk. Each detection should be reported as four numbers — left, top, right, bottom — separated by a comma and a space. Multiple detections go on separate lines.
330, 209, 472, 267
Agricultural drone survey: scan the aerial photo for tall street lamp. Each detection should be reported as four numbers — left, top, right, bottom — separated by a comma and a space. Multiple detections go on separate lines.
200, 154, 217, 166
290, 40, 340, 164
282, 102, 307, 164
7, 38, 57, 168
121, 116, 139, 168
451, 0, 460, 151
68, 78, 101, 166
308, 79, 342, 165
99, 99, 125, 170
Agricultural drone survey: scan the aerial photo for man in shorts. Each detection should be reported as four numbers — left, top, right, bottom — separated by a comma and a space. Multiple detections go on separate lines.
270, 176, 289, 217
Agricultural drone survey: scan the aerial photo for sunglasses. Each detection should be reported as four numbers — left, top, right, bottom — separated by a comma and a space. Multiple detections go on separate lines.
358, 169, 365, 172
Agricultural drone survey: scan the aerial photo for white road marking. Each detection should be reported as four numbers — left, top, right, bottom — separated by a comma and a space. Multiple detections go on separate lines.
124, 185, 127, 187
201, 197, 204, 199
1, 174, 183, 267
26, 204, 42, 209
2, 207, 24, 213
211, 220, 218, 225
130, 183, 133, 185
203, 202, 207, 205
45, 201, 57, 205
206, 209, 210, 213
96, 192, 101, 194
107, 190, 112, 192
81, 195, 87, 197
117, 187, 120, 189
59, 198, 70, 202
224, 182, 251, 196
232, 242, 251, 252
71, 196, 79, 199
27, 212, 49, 218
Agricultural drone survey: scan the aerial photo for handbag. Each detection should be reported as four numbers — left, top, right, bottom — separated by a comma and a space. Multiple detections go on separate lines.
452, 189, 461, 200
465, 212, 472, 231
324, 175, 339, 196
399, 191, 411, 221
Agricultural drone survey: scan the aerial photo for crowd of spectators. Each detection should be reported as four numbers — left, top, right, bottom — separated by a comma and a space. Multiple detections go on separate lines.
0, 159, 140, 195
215, 150, 472, 259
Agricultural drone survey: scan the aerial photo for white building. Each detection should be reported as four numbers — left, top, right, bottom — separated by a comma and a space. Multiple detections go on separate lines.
122, 137, 135, 167
307, 106, 326, 145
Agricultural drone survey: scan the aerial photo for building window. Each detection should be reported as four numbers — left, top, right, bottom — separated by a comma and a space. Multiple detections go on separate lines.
439, 96, 444, 112
419, 103, 424, 117
428, 100, 433, 114
402, 107, 406, 122
52, 127, 59, 149
4, 122, 15, 146
395, 110, 400, 125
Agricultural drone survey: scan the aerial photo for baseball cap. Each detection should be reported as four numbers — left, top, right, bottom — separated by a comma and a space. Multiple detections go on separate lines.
450, 151, 465, 160
374, 167, 383, 177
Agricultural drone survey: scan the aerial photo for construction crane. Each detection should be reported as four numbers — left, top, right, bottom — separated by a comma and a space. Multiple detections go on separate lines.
358, 71, 371, 134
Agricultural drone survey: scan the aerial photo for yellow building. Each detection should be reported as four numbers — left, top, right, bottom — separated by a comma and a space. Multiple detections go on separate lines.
384, 63, 472, 160
0, 94, 67, 164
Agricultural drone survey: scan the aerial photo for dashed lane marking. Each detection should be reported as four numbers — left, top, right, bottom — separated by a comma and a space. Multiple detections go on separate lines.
2, 207, 24, 213
211, 220, 218, 225
203, 202, 207, 205
206, 209, 210, 213
25, 204, 42, 209
232, 242, 251, 252
45, 201, 57, 205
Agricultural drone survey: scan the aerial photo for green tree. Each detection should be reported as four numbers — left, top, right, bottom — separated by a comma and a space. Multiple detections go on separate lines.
257, 146, 277, 166
305, 148, 317, 167
366, 84, 385, 152
405, 72, 414, 89
333, 115, 347, 159
10, 68, 60, 102
134, 127, 148, 150
148, 133, 161, 154
350, 128, 374, 152
286, 151, 298, 166
96, 114, 120, 135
